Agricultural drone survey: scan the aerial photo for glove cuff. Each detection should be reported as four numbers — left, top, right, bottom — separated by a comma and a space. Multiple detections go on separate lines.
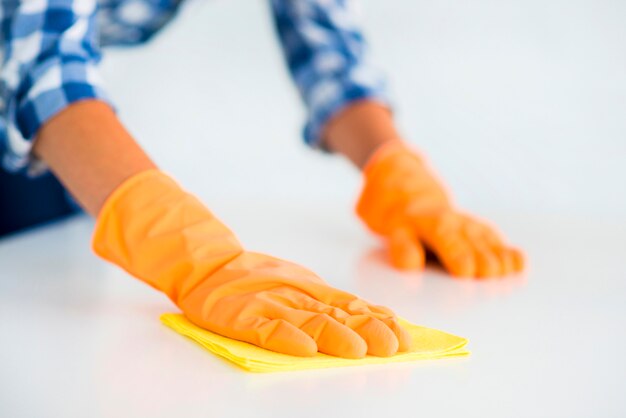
92, 169, 243, 303
361, 140, 424, 178
356, 141, 453, 235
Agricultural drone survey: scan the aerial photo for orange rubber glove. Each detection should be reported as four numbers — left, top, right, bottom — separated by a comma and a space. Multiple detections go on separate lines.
93, 170, 411, 358
357, 141, 524, 278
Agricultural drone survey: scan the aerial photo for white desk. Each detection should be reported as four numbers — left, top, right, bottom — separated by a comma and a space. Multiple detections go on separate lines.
1, 205, 624, 418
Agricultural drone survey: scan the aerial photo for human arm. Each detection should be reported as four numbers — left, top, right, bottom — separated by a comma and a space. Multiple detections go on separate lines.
7, 0, 409, 358
269, 0, 524, 278
324, 101, 525, 278
34, 101, 410, 358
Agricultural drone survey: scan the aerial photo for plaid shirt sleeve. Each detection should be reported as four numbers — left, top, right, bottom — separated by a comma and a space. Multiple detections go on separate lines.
269, 0, 390, 148
97, 0, 183, 46
0, 0, 111, 175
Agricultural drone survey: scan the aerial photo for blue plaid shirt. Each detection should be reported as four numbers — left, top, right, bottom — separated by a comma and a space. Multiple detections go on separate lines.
0, 0, 389, 175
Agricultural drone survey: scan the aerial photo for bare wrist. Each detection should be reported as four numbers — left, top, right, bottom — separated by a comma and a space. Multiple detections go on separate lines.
321, 100, 402, 169
33, 100, 156, 216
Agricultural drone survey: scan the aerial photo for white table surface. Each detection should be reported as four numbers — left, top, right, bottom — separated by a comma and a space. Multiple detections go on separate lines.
1, 205, 624, 418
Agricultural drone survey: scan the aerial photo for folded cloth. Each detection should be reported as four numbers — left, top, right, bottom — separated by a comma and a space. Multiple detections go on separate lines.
161, 313, 469, 373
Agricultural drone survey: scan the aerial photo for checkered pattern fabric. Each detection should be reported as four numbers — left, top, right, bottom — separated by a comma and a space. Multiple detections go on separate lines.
269, 0, 389, 147
0, 0, 388, 175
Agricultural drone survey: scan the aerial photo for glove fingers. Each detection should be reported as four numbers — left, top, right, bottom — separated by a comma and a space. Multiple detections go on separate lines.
372, 315, 412, 352
263, 287, 352, 320
493, 246, 515, 276
473, 223, 504, 247
479, 227, 525, 274
276, 309, 368, 359
410, 213, 477, 277
264, 293, 368, 358
388, 227, 425, 270
252, 318, 318, 357
471, 240, 502, 278
425, 232, 477, 278
509, 247, 525, 272
338, 303, 412, 352
343, 315, 400, 357
292, 289, 405, 356
276, 291, 410, 355
464, 220, 525, 277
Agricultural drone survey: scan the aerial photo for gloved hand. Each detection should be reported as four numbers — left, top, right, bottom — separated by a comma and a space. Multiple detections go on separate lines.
93, 170, 410, 358
357, 141, 524, 278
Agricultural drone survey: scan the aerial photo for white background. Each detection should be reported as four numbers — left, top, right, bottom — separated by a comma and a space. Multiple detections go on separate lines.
1, 1, 625, 417
100, 0, 626, 218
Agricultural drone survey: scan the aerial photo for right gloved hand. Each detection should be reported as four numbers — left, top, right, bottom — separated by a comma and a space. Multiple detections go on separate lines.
357, 141, 525, 278
92, 170, 410, 358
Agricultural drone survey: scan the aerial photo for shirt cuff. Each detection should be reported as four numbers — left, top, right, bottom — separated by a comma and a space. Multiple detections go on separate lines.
2, 60, 112, 176
302, 69, 392, 150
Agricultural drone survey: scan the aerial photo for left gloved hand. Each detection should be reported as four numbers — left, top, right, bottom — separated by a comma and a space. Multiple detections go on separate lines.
356, 141, 525, 278
92, 170, 410, 358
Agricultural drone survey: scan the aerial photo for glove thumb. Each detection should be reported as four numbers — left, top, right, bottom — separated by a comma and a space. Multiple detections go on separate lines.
388, 226, 425, 271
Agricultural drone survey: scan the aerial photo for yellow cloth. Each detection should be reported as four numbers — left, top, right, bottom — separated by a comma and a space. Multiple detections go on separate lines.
161, 313, 470, 373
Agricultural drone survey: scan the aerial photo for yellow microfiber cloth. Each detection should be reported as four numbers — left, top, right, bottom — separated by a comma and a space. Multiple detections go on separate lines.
160, 313, 470, 373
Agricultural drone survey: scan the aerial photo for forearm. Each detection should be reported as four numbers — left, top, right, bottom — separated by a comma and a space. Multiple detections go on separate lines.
32, 100, 156, 216
322, 101, 403, 169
